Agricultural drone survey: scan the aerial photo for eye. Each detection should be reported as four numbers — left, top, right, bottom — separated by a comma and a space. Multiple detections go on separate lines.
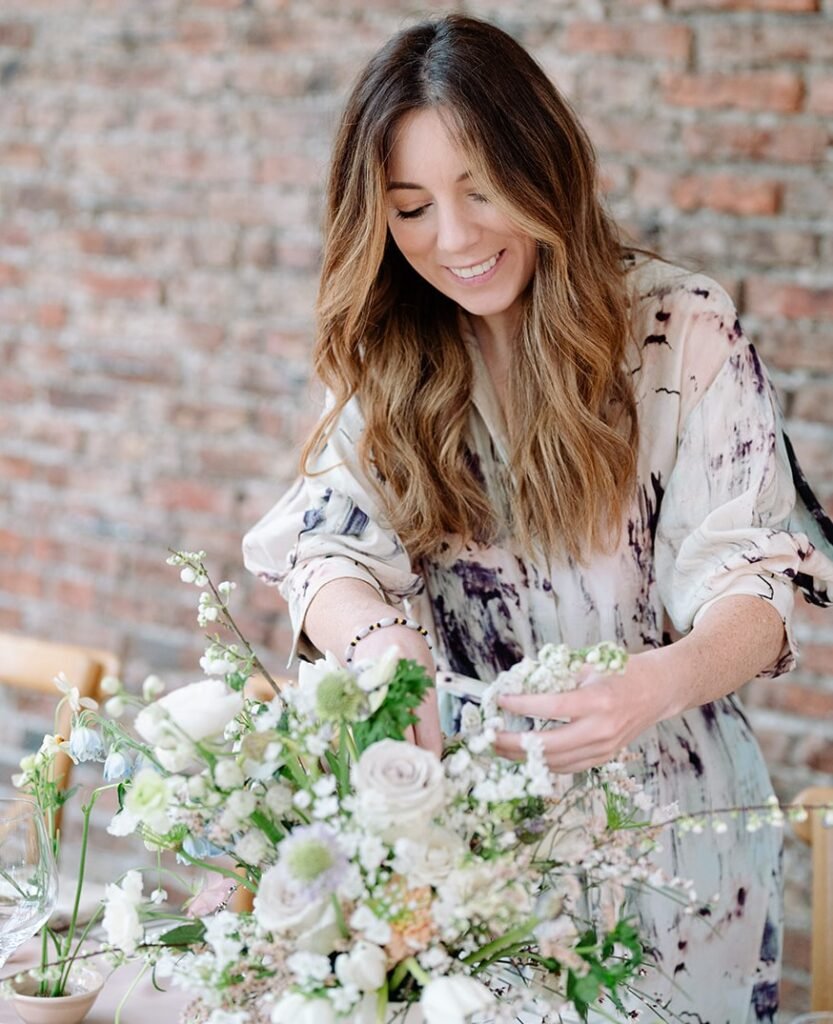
394, 206, 429, 221
469, 192, 489, 203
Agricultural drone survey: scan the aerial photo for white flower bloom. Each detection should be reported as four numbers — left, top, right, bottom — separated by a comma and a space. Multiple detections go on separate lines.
234, 830, 269, 866
352, 739, 445, 839
421, 975, 495, 1024
149, 887, 167, 905
286, 951, 332, 985
214, 759, 245, 790
135, 678, 243, 748
349, 904, 391, 945
204, 911, 244, 967
254, 864, 330, 936
354, 644, 400, 693
271, 992, 336, 1024
104, 696, 126, 719
99, 675, 122, 696
393, 829, 463, 887
54, 672, 98, 712
142, 674, 166, 701
207, 1011, 249, 1024
107, 807, 140, 837
265, 782, 294, 817
334, 940, 387, 993
123, 769, 172, 835
102, 871, 144, 955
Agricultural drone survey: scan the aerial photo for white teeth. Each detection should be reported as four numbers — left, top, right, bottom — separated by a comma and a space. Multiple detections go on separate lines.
449, 252, 500, 279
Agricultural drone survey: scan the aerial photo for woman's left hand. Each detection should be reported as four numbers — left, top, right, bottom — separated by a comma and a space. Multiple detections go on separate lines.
492, 650, 675, 773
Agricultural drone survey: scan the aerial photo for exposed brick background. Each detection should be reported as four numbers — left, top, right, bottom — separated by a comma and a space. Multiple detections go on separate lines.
0, 0, 831, 1015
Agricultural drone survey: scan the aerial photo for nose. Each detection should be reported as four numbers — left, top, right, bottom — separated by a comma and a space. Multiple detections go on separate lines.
435, 201, 480, 261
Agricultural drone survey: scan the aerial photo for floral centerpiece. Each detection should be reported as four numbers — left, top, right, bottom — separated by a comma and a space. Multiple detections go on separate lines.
2, 552, 796, 1024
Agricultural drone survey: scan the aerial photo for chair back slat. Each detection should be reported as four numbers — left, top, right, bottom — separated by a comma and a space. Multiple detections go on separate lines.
0, 631, 120, 834
794, 785, 833, 1012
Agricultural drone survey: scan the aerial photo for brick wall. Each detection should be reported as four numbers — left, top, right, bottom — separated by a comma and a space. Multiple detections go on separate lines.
0, 0, 830, 1014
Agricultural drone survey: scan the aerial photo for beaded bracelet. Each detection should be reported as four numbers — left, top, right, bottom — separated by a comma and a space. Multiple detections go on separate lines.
344, 616, 434, 666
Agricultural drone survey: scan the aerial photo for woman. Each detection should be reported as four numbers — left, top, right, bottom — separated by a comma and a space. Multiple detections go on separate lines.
243, 15, 833, 1022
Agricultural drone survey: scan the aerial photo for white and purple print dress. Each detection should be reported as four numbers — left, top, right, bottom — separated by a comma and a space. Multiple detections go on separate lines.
243, 259, 833, 1023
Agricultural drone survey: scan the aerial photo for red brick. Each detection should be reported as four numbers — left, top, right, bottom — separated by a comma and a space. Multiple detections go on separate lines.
0, 455, 34, 479
36, 304, 67, 330
146, 479, 234, 515
0, 608, 23, 631
671, 174, 782, 216
0, 263, 24, 286
662, 71, 804, 112
671, 0, 817, 8
699, 22, 833, 66
564, 21, 692, 61
755, 324, 833, 373
0, 530, 25, 557
765, 680, 833, 715
796, 644, 833, 677
682, 121, 827, 164
0, 21, 34, 47
746, 279, 833, 320
792, 383, 833, 425
0, 571, 43, 599
807, 76, 833, 114
81, 272, 160, 302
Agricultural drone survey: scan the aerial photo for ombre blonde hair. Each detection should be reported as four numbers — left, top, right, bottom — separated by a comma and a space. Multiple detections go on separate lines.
302, 14, 639, 564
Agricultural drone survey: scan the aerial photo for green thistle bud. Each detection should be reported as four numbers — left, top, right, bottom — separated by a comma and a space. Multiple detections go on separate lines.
315, 671, 364, 722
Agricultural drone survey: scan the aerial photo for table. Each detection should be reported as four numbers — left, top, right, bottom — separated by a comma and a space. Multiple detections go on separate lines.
0, 941, 190, 1023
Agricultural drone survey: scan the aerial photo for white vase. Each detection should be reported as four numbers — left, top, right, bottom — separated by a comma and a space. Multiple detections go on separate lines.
10, 966, 104, 1024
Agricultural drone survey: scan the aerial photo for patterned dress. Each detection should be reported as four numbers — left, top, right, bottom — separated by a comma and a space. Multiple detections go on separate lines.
243, 258, 833, 1023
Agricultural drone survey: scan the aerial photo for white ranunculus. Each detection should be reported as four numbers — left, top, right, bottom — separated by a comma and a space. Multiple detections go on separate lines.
123, 769, 172, 834
102, 870, 144, 955
420, 975, 495, 1024
393, 828, 464, 887
254, 864, 332, 939
334, 940, 387, 993
135, 678, 243, 748
352, 739, 445, 838
295, 898, 343, 955
354, 644, 400, 691
271, 992, 336, 1024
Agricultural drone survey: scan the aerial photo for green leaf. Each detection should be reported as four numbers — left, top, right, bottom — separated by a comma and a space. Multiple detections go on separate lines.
352, 660, 433, 751
158, 921, 206, 946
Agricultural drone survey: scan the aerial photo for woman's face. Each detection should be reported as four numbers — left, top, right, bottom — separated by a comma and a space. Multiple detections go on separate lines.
385, 108, 537, 323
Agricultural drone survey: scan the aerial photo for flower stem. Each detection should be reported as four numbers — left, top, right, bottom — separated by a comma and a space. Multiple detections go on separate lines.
114, 961, 149, 1024
404, 956, 430, 987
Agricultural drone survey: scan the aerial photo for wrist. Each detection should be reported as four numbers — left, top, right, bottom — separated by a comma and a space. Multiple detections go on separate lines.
345, 616, 434, 668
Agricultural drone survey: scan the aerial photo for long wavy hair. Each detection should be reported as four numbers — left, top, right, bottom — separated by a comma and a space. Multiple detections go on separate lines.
302, 14, 639, 564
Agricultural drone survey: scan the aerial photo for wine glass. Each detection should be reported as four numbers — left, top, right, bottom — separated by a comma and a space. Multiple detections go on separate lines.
0, 797, 58, 971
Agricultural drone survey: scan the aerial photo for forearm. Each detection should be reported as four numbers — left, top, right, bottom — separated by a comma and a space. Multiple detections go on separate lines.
303, 577, 435, 675
642, 594, 786, 721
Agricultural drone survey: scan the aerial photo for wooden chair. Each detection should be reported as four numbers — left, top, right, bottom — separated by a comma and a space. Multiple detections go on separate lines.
792, 786, 833, 1011
0, 631, 120, 832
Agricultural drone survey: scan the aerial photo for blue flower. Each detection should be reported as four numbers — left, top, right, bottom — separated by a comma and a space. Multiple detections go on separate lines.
103, 749, 133, 783
68, 726, 105, 763
179, 834, 225, 862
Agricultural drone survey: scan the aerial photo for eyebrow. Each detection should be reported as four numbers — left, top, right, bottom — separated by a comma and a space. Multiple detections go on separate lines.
386, 171, 471, 191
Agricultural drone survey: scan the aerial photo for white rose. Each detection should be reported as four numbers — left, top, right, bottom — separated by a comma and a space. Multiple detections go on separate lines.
352, 740, 445, 839
254, 865, 339, 954
334, 940, 387, 993
393, 828, 463, 887
102, 870, 144, 955
271, 992, 336, 1024
135, 679, 243, 748
420, 976, 495, 1024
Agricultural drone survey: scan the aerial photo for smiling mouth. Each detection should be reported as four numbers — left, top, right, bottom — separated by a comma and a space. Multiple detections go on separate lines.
447, 250, 503, 280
